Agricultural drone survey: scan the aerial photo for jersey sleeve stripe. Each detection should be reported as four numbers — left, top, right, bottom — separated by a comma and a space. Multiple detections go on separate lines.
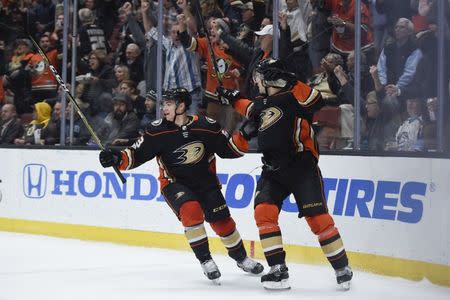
299, 88, 320, 107
292, 81, 322, 108
293, 117, 304, 152
147, 129, 179, 136
118, 149, 132, 170
233, 98, 253, 118
124, 149, 134, 170
228, 133, 248, 156
191, 128, 222, 134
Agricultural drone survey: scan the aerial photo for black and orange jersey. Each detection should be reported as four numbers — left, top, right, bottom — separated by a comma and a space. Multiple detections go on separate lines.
117, 115, 248, 190
28, 49, 58, 91
180, 32, 242, 101
233, 81, 324, 161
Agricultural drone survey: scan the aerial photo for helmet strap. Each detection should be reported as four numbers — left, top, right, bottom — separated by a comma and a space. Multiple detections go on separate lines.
171, 102, 187, 123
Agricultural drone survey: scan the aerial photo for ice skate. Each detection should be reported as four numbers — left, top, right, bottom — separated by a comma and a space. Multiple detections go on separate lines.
237, 256, 264, 274
261, 264, 290, 290
201, 259, 221, 285
335, 266, 353, 290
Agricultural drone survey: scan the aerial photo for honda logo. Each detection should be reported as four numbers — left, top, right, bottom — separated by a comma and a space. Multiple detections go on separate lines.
23, 164, 47, 198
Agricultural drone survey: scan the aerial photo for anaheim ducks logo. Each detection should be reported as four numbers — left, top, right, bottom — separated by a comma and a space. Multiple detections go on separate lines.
174, 141, 205, 164
34, 60, 46, 73
259, 107, 283, 131
216, 58, 229, 74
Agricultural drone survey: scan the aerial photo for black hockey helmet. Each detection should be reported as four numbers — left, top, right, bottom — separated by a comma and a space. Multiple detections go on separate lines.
254, 58, 286, 74
253, 58, 295, 88
162, 88, 192, 109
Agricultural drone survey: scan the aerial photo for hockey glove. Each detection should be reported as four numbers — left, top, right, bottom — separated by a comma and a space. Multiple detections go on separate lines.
248, 98, 265, 122
239, 119, 258, 141
99, 148, 122, 168
216, 86, 241, 105
263, 68, 297, 84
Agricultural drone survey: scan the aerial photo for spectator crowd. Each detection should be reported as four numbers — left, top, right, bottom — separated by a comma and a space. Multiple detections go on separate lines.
0, 0, 449, 153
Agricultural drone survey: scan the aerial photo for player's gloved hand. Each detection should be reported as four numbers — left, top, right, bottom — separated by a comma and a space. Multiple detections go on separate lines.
99, 148, 122, 168
216, 86, 241, 105
248, 97, 265, 122
239, 119, 258, 140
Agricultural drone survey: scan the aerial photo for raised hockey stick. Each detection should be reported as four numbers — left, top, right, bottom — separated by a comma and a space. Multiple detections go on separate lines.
191, 0, 224, 87
29, 36, 127, 184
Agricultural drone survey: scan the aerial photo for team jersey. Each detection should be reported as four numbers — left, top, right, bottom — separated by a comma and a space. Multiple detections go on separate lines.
184, 36, 242, 100
233, 81, 324, 161
117, 115, 248, 190
78, 24, 108, 57
28, 49, 58, 92
324, 0, 374, 54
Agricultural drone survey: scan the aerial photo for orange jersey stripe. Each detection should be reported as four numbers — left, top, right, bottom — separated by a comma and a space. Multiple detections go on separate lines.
301, 119, 319, 159
233, 98, 253, 118
227, 133, 249, 156
157, 156, 175, 190
293, 117, 319, 159
191, 128, 221, 134
146, 129, 179, 137
118, 151, 130, 170
292, 81, 321, 108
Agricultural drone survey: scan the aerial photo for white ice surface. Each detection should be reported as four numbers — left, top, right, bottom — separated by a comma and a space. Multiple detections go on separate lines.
1, 232, 448, 300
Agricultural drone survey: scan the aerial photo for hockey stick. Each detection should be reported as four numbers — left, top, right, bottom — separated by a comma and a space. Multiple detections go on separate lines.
29, 36, 127, 184
191, 0, 224, 87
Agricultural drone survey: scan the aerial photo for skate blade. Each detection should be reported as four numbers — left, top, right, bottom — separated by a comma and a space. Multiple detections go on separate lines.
262, 279, 291, 290
339, 281, 351, 291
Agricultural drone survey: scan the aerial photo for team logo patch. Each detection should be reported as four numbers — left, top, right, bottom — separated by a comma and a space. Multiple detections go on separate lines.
35, 60, 46, 73
174, 191, 185, 200
259, 107, 283, 131
205, 117, 216, 124
151, 119, 163, 126
216, 58, 230, 74
174, 141, 205, 165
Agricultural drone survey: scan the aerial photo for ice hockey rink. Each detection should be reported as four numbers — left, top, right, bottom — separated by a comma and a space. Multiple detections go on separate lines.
1, 232, 448, 300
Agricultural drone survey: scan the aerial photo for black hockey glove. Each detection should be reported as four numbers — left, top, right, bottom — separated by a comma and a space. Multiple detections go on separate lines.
99, 148, 122, 168
248, 97, 265, 122
239, 119, 258, 141
263, 68, 297, 84
216, 86, 241, 105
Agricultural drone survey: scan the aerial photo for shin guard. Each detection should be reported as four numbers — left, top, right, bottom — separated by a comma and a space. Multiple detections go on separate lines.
255, 203, 285, 266
180, 201, 211, 263
210, 217, 246, 262
306, 213, 349, 270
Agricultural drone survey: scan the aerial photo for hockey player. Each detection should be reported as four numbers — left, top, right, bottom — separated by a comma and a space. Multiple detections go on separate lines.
98, 88, 263, 284
217, 58, 353, 290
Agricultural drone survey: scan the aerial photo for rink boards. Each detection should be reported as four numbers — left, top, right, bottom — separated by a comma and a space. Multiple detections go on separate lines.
0, 148, 449, 286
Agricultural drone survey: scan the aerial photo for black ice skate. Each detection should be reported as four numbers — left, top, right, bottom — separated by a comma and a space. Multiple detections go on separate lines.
237, 257, 264, 274
335, 265, 353, 290
201, 259, 221, 285
261, 264, 290, 290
